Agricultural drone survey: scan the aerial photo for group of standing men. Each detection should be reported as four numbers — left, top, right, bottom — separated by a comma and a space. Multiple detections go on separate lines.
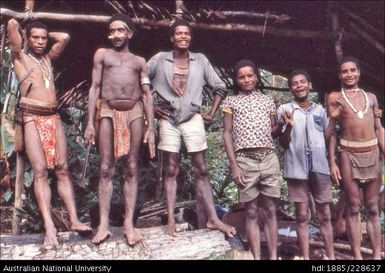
7, 10, 383, 260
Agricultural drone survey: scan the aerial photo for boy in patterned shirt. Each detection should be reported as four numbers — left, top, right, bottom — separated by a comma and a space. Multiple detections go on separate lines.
223, 59, 283, 259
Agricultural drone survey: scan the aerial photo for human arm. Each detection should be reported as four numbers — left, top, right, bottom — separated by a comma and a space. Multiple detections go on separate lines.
47, 32, 70, 61
139, 57, 155, 158
223, 112, 246, 187
7, 19, 23, 62
202, 94, 223, 122
84, 49, 104, 145
278, 110, 295, 149
146, 53, 169, 119
326, 118, 341, 185
202, 55, 227, 121
326, 91, 342, 120
372, 93, 385, 155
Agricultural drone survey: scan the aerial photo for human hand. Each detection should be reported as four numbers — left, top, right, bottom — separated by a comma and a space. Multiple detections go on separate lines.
231, 165, 246, 187
283, 109, 295, 127
23, 8, 34, 23
84, 125, 96, 145
201, 113, 215, 122
154, 105, 171, 119
330, 162, 341, 186
143, 128, 156, 158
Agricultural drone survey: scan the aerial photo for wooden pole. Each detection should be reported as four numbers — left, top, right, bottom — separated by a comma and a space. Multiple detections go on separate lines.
329, 3, 343, 64
12, 152, 24, 235
11, 0, 33, 236
0, 8, 349, 40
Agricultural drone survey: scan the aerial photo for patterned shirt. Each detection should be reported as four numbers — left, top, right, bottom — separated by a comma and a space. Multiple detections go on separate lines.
222, 90, 276, 151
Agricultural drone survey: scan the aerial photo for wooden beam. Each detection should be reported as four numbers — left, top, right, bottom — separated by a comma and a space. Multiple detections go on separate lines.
348, 21, 384, 55
208, 10, 291, 23
0, 8, 351, 40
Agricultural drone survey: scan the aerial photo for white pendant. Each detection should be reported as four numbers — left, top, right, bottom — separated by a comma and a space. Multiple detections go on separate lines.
357, 111, 364, 119
45, 79, 49, 89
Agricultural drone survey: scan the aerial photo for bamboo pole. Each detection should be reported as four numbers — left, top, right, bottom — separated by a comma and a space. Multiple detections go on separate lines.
0, 8, 343, 40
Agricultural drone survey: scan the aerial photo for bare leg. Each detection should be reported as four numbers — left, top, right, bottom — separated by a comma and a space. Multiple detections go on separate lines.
316, 203, 335, 259
122, 118, 144, 246
92, 118, 114, 244
362, 175, 382, 260
260, 195, 278, 260
340, 152, 362, 259
54, 121, 91, 234
191, 151, 236, 237
295, 201, 310, 260
163, 152, 179, 236
24, 117, 58, 248
245, 197, 260, 259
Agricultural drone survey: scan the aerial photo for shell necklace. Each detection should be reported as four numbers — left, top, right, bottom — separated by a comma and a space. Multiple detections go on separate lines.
27, 53, 53, 89
341, 88, 369, 119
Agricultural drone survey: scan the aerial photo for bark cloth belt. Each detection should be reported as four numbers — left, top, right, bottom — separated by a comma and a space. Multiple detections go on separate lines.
340, 138, 378, 149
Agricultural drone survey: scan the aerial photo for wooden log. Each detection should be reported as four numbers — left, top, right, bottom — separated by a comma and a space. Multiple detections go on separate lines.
0, 224, 237, 260
309, 239, 385, 259
220, 11, 291, 23
0, 8, 349, 40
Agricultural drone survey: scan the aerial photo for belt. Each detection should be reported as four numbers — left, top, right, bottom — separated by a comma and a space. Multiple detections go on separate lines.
236, 149, 275, 161
340, 138, 378, 148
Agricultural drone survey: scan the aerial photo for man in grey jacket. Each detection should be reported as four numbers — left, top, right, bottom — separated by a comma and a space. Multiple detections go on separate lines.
148, 19, 236, 237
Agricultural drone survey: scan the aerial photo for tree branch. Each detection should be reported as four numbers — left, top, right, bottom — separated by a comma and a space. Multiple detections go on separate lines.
1, 8, 345, 40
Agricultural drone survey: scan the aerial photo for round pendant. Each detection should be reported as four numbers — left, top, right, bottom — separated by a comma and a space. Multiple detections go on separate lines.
357, 111, 364, 119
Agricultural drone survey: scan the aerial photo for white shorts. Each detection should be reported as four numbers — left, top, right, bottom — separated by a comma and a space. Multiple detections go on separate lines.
158, 114, 207, 153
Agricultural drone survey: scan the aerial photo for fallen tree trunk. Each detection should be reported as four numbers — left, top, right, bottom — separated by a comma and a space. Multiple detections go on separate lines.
309, 239, 385, 259
1, 8, 352, 40
0, 223, 237, 260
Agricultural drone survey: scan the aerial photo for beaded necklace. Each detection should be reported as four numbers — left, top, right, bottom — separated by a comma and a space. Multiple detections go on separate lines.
341, 88, 369, 119
27, 53, 52, 89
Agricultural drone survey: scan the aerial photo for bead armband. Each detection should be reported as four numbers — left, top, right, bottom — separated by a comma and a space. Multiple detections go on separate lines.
140, 77, 151, 86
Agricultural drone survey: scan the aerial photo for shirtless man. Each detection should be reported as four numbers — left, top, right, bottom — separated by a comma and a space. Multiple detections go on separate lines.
84, 14, 155, 245
7, 18, 91, 248
327, 56, 384, 259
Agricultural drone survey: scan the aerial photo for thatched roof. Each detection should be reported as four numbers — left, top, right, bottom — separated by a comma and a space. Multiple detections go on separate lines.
1, 1, 384, 105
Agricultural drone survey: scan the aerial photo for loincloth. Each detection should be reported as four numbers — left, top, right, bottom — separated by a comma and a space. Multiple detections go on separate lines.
99, 100, 143, 159
19, 97, 60, 169
340, 141, 379, 183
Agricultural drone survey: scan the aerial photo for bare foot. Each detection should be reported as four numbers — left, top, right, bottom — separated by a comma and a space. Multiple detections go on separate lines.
123, 227, 143, 246
207, 220, 237, 238
167, 220, 176, 236
92, 226, 112, 245
70, 221, 92, 236
43, 226, 59, 250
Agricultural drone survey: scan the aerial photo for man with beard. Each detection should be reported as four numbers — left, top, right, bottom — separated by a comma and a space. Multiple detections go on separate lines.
327, 56, 384, 259
277, 69, 335, 260
85, 14, 155, 245
7, 17, 91, 248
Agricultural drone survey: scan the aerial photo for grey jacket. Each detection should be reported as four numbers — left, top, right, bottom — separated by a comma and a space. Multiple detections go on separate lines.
147, 50, 226, 125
